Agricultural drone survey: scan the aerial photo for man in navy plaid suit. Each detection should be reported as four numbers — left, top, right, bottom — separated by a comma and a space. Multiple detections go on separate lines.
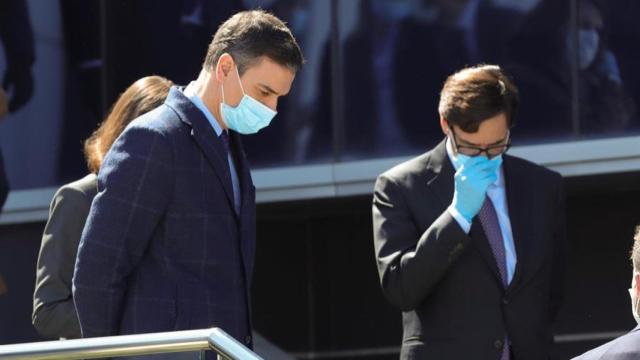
73, 10, 303, 353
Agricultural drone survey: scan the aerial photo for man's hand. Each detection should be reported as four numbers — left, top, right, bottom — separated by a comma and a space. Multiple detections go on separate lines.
451, 156, 502, 222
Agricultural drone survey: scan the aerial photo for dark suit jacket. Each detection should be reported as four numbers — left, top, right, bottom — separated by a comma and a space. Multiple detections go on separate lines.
0, 149, 8, 211
572, 326, 640, 360
372, 140, 567, 360
33, 173, 97, 339
73, 87, 256, 350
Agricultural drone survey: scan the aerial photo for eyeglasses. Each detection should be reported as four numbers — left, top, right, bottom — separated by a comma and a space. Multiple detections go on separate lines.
449, 126, 511, 159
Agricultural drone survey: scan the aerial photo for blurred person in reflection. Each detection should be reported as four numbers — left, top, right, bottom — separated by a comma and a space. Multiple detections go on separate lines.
72, 10, 303, 355
372, 65, 567, 359
573, 226, 640, 360
0, 0, 34, 213
393, 0, 525, 151
506, 0, 635, 139
0, 0, 35, 113
571, 0, 635, 134
32, 76, 173, 339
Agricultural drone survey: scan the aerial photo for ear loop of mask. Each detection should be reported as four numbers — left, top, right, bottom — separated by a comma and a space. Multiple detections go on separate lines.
220, 64, 245, 107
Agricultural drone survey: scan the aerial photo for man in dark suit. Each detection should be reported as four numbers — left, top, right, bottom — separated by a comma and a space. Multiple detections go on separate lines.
372, 65, 567, 360
72, 10, 303, 354
572, 226, 640, 360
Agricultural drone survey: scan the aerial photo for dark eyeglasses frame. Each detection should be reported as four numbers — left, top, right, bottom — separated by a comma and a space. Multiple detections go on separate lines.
449, 126, 512, 159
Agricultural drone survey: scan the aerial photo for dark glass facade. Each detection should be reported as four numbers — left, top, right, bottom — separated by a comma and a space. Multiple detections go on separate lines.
1, 1, 639, 359
0, 0, 639, 189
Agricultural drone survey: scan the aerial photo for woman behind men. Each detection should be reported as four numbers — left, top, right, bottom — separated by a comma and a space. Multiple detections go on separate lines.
32, 76, 173, 339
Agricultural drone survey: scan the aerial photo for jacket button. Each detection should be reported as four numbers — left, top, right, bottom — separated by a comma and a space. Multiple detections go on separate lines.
245, 335, 252, 345
494, 339, 503, 349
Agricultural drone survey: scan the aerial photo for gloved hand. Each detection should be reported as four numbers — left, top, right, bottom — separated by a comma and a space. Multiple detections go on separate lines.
3, 64, 34, 113
451, 155, 502, 222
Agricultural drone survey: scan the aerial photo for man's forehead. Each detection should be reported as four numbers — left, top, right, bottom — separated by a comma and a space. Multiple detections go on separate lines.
243, 57, 295, 95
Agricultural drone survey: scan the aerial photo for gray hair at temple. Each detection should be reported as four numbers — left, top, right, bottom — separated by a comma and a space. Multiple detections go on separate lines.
630, 226, 640, 271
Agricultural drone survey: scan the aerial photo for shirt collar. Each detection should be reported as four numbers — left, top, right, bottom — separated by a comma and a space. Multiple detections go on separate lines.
183, 82, 224, 137
445, 137, 503, 188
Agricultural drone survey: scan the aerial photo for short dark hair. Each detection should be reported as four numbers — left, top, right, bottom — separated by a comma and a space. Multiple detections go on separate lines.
438, 64, 519, 133
203, 10, 304, 75
630, 225, 640, 271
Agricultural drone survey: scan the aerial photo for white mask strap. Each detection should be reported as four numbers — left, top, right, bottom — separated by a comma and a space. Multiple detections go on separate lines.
234, 65, 246, 96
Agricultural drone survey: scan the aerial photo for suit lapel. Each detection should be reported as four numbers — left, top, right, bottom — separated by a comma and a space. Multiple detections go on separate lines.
164, 87, 236, 212
425, 140, 504, 287
424, 140, 454, 207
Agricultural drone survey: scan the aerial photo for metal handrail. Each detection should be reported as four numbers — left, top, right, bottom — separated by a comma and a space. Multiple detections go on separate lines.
0, 327, 264, 360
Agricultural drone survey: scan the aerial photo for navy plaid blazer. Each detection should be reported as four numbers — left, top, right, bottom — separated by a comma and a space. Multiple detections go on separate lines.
73, 87, 256, 348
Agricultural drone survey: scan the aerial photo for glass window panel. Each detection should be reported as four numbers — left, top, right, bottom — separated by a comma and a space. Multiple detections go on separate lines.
575, 0, 639, 137
503, 0, 574, 143
0, 0, 71, 190
339, 0, 558, 159
240, 0, 334, 167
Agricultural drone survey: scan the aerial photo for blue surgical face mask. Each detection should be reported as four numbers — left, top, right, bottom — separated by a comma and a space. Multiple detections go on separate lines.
452, 152, 472, 169
578, 29, 599, 70
567, 28, 600, 70
220, 65, 277, 135
454, 153, 503, 168
450, 138, 503, 184
450, 134, 504, 171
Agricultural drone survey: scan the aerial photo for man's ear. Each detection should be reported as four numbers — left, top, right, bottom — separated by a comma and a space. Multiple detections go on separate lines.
634, 273, 640, 297
440, 117, 450, 135
215, 53, 235, 83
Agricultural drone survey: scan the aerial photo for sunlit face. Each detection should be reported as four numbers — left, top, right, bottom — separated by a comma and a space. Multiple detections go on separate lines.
220, 55, 295, 112
441, 112, 511, 158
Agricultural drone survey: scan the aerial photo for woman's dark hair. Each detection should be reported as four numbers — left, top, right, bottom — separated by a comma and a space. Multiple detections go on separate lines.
84, 76, 173, 173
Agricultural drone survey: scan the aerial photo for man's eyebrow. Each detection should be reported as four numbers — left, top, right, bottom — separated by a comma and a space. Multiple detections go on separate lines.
257, 83, 279, 96
459, 137, 507, 147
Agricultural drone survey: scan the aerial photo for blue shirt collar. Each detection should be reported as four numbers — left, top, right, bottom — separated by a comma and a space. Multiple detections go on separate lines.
183, 82, 224, 137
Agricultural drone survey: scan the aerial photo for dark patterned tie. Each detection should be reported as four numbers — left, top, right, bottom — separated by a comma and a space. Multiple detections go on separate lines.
219, 130, 233, 181
219, 130, 230, 155
478, 196, 510, 360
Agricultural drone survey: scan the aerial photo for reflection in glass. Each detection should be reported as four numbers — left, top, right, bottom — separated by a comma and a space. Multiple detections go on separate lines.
0, 0, 64, 190
241, 0, 333, 166
504, 0, 573, 142
574, 0, 636, 136
342, 0, 527, 159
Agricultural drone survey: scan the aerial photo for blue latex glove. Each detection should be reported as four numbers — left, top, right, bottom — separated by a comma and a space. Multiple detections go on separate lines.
451, 155, 502, 222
